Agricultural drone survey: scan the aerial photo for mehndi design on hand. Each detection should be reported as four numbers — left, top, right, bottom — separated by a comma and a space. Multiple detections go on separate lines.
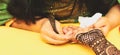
76, 29, 120, 55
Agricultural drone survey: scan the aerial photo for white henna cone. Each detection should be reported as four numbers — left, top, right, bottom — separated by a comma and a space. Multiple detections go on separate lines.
78, 13, 102, 28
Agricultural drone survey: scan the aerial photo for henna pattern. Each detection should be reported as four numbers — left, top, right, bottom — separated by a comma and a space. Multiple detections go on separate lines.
76, 29, 120, 55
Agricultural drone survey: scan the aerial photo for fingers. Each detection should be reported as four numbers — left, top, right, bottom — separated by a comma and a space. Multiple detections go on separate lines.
93, 17, 110, 35
62, 26, 68, 34
101, 25, 110, 36
94, 17, 107, 28
41, 27, 72, 41
62, 25, 81, 43
62, 25, 79, 34
65, 30, 73, 37
62, 26, 73, 34
41, 34, 70, 45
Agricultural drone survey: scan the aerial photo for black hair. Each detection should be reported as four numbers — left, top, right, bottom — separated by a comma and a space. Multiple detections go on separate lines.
7, 0, 51, 24
7, 0, 59, 33
7, 0, 117, 34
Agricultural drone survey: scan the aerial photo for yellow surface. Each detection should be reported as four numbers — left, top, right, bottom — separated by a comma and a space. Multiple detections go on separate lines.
0, 24, 120, 55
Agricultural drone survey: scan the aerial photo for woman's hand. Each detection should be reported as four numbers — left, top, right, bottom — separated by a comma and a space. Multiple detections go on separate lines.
40, 19, 73, 45
41, 30, 73, 45
62, 25, 94, 43
93, 17, 111, 36
93, 5, 120, 36
62, 25, 79, 43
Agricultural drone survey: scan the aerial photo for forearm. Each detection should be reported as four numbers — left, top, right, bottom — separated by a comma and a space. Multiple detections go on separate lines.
105, 5, 120, 30
76, 29, 120, 55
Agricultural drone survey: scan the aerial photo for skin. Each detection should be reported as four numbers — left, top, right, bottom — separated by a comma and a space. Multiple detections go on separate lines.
63, 5, 120, 43
94, 5, 120, 36
11, 18, 73, 45
11, 5, 120, 45
40, 18, 73, 44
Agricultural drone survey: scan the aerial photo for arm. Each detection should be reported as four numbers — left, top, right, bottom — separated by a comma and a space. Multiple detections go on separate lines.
40, 19, 72, 45
94, 5, 120, 35
105, 5, 120, 30
76, 29, 120, 55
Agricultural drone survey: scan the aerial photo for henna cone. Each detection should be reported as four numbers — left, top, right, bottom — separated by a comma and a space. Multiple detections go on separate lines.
76, 29, 120, 55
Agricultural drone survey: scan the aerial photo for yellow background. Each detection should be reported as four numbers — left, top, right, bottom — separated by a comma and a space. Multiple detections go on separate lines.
0, 24, 120, 55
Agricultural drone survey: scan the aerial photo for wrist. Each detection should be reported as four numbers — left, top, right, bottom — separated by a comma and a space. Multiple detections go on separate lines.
75, 29, 120, 55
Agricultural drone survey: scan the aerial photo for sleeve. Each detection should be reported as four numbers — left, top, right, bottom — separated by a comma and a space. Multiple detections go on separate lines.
85, 0, 117, 16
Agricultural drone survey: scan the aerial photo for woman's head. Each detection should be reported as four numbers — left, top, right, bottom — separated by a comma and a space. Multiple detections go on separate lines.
7, 0, 61, 33
7, 0, 77, 24
7, 0, 52, 24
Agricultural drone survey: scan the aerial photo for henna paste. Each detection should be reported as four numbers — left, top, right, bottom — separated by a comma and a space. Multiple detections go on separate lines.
76, 29, 120, 55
